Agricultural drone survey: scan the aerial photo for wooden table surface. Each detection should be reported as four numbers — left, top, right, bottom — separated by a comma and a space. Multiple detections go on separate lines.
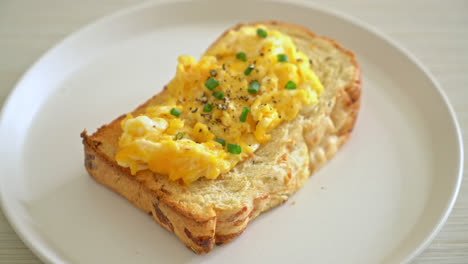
0, 0, 467, 263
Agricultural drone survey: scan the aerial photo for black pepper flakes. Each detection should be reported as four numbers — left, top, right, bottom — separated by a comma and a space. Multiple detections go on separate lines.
210, 70, 217, 77
309, 59, 313, 65
222, 64, 226, 71
196, 96, 208, 103
201, 114, 212, 119
191, 107, 198, 113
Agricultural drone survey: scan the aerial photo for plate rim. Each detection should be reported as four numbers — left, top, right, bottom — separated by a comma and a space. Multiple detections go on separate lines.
0, 0, 463, 263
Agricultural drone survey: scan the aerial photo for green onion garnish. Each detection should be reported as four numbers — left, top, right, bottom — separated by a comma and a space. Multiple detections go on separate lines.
227, 143, 241, 154
240, 107, 250, 122
205, 78, 219, 90
175, 132, 184, 140
244, 64, 254, 76
277, 54, 288, 63
236, 52, 247, 62
215, 138, 226, 146
285, 81, 297, 90
213, 91, 225, 100
170, 108, 181, 117
248, 81, 260, 94
203, 103, 213, 112
257, 28, 267, 38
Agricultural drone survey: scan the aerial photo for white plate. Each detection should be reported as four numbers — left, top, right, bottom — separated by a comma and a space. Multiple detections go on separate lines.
0, 0, 463, 263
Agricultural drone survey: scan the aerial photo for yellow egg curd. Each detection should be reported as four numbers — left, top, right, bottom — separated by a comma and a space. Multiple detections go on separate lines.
115, 25, 324, 184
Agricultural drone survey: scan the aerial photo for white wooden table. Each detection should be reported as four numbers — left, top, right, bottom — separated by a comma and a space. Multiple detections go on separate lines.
0, 0, 467, 263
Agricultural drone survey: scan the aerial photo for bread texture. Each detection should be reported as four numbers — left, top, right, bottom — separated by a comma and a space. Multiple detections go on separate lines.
81, 21, 361, 253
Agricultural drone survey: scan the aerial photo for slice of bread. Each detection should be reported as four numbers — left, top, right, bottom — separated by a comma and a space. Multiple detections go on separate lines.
81, 21, 361, 254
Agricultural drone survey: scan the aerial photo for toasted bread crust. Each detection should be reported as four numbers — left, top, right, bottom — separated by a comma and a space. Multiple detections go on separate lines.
81, 21, 361, 254
82, 133, 217, 253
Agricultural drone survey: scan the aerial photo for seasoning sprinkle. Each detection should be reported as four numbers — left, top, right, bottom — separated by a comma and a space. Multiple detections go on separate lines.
248, 81, 260, 94
277, 54, 288, 63
170, 108, 181, 117
240, 107, 249, 122
236, 52, 247, 62
227, 143, 242, 154
257, 28, 267, 38
213, 91, 225, 100
285, 81, 297, 90
204, 104, 213, 112
175, 132, 184, 140
201, 113, 212, 119
196, 96, 208, 103
215, 138, 226, 146
244, 64, 255, 76
216, 103, 227, 110
205, 78, 219, 90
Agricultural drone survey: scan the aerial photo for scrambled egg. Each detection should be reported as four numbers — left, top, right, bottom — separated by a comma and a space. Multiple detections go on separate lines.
115, 25, 324, 184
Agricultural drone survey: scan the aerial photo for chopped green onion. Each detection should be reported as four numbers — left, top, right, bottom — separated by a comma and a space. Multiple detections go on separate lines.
213, 91, 225, 100
277, 54, 288, 63
248, 81, 260, 94
170, 108, 181, 117
257, 28, 267, 38
205, 78, 219, 90
175, 132, 184, 140
203, 103, 213, 112
215, 138, 226, 146
285, 81, 297, 90
236, 52, 247, 62
239, 107, 250, 122
227, 143, 241, 154
244, 64, 254, 76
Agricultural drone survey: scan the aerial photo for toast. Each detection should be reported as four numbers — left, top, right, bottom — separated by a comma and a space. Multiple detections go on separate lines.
81, 21, 361, 253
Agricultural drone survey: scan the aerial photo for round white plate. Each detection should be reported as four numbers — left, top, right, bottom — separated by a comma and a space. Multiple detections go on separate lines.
0, 0, 463, 263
